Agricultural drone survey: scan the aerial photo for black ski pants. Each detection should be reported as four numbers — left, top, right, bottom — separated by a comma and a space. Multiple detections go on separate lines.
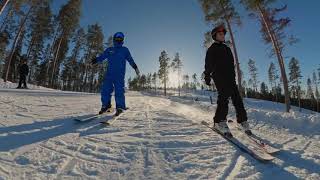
213, 80, 247, 123
18, 74, 27, 88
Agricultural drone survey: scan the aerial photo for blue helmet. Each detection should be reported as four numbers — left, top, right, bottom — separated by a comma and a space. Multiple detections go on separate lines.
113, 32, 125, 47
113, 32, 124, 41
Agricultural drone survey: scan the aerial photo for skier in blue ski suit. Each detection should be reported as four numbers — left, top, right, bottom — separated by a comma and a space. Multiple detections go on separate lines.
91, 32, 140, 115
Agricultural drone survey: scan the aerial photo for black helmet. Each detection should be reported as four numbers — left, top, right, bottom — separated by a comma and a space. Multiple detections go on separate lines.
211, 25, 227, 40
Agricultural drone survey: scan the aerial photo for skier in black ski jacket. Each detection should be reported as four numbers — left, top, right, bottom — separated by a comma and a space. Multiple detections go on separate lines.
16, 55, 29, 89
204, 24, 251, 136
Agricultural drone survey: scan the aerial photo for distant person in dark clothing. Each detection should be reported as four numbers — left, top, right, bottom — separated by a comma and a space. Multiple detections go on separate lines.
17, 56, 29, 89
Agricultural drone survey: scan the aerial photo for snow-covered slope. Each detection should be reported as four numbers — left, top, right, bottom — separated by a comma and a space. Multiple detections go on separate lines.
0, 89, 319, 179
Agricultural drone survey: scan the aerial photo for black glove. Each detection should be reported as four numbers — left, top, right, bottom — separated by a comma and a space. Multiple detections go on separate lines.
205, 76, 211, 86
91, 58, 97, 65
132, 63, 140, 76
135, 68, 140, 76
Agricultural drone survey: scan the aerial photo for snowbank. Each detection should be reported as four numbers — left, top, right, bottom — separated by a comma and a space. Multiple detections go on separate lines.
0, 78, 54, 90
146, 90, 320, 136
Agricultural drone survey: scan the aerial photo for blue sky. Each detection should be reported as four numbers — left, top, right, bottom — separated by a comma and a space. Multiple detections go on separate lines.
54, 0, 320, 87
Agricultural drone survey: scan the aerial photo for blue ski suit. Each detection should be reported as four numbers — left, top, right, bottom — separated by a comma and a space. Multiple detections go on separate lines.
96, 35, 137, 109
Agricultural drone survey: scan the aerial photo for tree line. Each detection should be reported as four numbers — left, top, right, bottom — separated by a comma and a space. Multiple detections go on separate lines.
128, 51, 201, 96
244, 58, 320, 112
127, 49, 320, 113
1, 0, 319, 112
0, 0, 110, 92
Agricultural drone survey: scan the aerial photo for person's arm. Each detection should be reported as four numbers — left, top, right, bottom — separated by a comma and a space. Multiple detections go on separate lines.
126, 48, 140, 76
92, 48, 111, 64
204, 47, 215, 85
204, 48, 216, 77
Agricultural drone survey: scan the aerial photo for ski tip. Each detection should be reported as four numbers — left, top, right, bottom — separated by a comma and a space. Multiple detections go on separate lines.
262, 156, 275, 161
74, 119, 90, 122
100, 121, 110, 125
268, 149, 281, 154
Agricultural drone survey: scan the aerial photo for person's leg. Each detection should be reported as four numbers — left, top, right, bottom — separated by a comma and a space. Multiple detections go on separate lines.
230, 84, 247, 123
101, 76, 113, 108
17, 75, 23, 88
213, 90, 230, 123
114, 77, 126, 110
22, 75, 27, 88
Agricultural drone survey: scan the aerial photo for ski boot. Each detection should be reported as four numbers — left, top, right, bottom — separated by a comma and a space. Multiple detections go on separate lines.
114, 108, 124, 116
239, 121, 252, 136
99, 104, 112, 114
214, 121, 233, 138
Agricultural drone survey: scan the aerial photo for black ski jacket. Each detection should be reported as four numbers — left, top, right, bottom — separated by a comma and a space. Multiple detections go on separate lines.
19, 64, 29, 76
204, 42, 236, 88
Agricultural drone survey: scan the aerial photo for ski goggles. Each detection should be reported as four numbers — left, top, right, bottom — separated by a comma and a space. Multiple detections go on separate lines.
114, 37, 124, 41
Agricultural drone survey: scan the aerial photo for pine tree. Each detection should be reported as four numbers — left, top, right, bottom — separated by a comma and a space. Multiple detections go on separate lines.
313, 71, 319, 112
171, 52, 183, 96
50, 0, 82, 88
318, 66, 320, 84
0, 31, 10, 74
318, 66, 320, 111
84, 24, 104, 92
152, 72, 157, 93
69, 28, 85, 91
248, 59, 258, 92
241, 0, 296, 112
12, 25, 25, 81
183, 74, 190, 90
34, 43, 50, 86
247, 78, 253, 96
192, 73, 198, 90
158, 50, 170, 96
242, 80, 247, 97
139, 74, 147, 89
147, 73, 152, 89
307, 78, 315, 110
27, 3, 53, 83
288, 57, 302, 110
260, 82, 268, 96
268, 62, 279, 102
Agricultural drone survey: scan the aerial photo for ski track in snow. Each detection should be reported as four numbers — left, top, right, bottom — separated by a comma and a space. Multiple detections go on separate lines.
0, 88, 319, 179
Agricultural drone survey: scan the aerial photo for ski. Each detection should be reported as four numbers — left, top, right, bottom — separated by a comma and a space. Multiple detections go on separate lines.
74, 108, 114, 122
74, 114, 100, 122
227, 120, 280, 154
100, 108, 128, 125
201, 121, 275, 161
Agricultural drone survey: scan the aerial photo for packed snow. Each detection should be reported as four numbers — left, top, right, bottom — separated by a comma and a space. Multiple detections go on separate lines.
0, 88, 319, 179
0, 79, 55, 91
